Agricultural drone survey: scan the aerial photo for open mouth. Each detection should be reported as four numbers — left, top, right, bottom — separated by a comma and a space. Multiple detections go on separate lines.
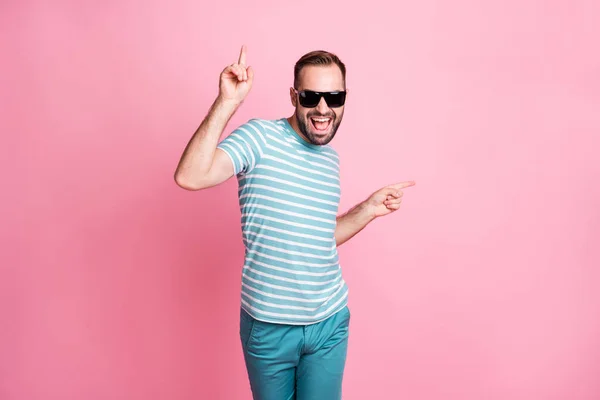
310, 116, 332, 133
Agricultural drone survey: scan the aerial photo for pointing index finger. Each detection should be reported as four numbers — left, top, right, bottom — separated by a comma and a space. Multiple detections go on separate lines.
238, 45, 247, 66
390, 180, 416, 190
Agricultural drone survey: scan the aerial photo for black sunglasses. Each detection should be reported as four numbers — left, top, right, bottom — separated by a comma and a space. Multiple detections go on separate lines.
294, 89, 347, 108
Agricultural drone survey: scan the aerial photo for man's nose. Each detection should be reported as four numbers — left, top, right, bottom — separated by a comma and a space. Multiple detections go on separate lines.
315, 97, 329, 114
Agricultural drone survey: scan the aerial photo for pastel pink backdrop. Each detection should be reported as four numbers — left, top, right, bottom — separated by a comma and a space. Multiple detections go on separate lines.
1, 1, 599, 399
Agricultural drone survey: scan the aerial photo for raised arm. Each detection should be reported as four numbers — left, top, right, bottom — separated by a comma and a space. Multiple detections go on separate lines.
174, 45, 254, 190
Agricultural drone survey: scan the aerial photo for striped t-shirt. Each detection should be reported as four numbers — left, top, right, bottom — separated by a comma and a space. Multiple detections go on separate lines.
216, 117, 348, 325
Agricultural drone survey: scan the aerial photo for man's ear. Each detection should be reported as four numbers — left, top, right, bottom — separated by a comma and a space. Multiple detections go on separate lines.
289, 87, 297, 107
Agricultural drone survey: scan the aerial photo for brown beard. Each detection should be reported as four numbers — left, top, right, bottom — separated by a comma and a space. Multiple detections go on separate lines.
295, 109, 343, 146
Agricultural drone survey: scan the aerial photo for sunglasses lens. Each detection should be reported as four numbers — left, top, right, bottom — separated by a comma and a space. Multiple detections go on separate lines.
298, 91, 321, 108
324, 92, 346, 107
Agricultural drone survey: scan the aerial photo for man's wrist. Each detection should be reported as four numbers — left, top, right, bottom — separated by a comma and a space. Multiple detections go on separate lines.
215, 95, 242, 111
345, 201, 376, 225
360, 201, 377, 224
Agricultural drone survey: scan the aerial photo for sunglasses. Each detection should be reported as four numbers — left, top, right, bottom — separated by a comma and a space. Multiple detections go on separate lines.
294, 89, 347, 108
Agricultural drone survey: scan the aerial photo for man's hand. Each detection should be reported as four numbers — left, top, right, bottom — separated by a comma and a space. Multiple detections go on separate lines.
335, 180, 415, 246
218, 45, 254, 105
363, 181, 416, 219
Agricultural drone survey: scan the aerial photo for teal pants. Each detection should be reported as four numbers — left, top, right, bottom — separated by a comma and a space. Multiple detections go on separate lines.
239, 307, 351, 400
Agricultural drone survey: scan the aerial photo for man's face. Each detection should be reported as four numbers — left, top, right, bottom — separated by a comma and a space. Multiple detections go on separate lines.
290, 65, 346, 146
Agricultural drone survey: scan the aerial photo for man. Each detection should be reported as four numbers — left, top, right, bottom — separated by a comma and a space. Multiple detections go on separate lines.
174, 45, 414, 400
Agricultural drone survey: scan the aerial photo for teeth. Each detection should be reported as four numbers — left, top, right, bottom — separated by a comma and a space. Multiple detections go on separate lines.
312, 118, 330, 122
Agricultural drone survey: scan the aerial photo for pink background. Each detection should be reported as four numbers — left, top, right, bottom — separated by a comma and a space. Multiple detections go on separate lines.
2, 1, 599, 399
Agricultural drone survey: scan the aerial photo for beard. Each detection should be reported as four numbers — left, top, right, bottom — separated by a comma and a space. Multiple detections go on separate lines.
295, 108, 343, 146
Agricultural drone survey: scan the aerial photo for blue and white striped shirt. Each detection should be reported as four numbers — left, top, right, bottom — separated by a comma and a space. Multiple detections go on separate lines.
216, 117, 348, 325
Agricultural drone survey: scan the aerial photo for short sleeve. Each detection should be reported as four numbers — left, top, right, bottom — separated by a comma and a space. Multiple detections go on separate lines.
217, 119, 265, 175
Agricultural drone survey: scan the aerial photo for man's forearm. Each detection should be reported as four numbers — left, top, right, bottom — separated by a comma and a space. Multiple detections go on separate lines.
174, 96, 239, 188
335, 201, 375, 247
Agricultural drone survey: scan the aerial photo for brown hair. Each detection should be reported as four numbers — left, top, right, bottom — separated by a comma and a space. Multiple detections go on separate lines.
293, 50, 346, 89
